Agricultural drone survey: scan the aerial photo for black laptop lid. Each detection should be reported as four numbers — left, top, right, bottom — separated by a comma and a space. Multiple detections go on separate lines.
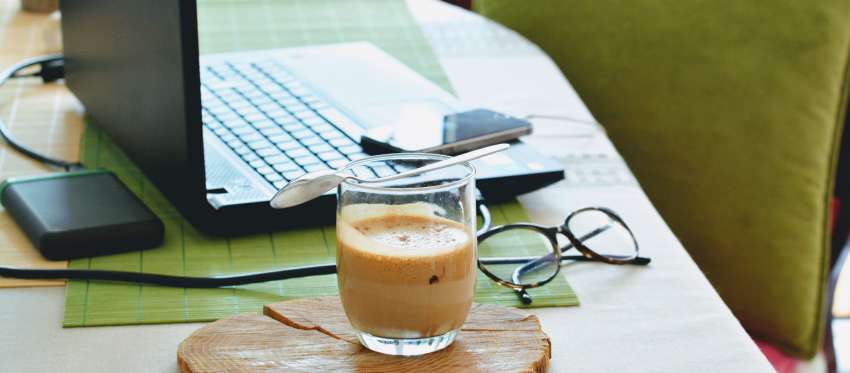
60, 0, 207, 222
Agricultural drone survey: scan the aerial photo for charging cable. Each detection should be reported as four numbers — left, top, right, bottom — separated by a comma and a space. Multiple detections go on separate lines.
0, 54, 82, 171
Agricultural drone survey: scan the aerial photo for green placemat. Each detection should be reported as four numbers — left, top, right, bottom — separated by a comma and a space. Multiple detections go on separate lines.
63, 0, 577, 328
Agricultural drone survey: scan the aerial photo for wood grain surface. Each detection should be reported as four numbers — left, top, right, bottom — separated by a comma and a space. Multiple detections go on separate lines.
178, 296, 550, 372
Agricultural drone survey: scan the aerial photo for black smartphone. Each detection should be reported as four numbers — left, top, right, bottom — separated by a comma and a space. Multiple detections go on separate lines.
360, 108, 532, 155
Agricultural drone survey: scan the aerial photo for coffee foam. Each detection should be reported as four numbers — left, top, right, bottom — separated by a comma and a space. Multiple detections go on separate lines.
338, 207, 470, 258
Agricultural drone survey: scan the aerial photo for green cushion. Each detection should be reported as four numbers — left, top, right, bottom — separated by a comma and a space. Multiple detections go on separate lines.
476, 0, 850, 358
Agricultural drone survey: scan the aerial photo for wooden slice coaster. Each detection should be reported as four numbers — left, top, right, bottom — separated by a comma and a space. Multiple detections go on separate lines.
178, 296, 550, 372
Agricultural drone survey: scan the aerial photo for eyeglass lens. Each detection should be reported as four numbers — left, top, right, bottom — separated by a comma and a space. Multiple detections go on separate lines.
477, 227, 560, 287
565, 209, 638, 261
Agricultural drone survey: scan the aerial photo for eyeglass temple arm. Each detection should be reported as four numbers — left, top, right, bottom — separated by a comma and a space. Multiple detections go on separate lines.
510, 223, 614, 280
476, 198, 493, 237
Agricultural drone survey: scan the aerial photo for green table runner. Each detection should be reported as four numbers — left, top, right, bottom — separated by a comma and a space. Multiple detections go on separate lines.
63, 0, 577, 327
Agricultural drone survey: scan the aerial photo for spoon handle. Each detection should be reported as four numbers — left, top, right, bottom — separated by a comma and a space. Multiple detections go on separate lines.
369, 143, 510, 183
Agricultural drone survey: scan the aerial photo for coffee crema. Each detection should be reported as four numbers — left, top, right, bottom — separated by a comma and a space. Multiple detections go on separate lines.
337, 213, 476, 339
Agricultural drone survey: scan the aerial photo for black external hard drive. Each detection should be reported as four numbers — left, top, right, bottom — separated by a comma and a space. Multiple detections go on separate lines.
0, 170, 164, 260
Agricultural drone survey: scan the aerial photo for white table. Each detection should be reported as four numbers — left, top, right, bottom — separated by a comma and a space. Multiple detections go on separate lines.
0, 1, 774, 372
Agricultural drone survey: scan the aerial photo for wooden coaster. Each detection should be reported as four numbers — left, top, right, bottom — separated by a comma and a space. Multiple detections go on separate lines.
178, 296, 550, 372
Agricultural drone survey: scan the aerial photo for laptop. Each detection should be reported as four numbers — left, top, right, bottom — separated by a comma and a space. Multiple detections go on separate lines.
59, 1, 564, 234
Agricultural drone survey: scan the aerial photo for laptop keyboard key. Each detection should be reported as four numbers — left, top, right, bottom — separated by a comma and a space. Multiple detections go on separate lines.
272, 162, 300, 172
238, 133, 263, 143
301, 116, 327, 128
260, 127, 286, 137
219, 133, 236, 143
339, 145, 361, 155
221, 117, 248, 129
309, 143, 333, 153
252, 120, 276, 129
272, 180, 287, 190
216, 111, 242, 124
231, 126, 256, 136
291, 129, 313, 139
256, 166, 276, 175
263, 155, 288, 165
276, 140, 302, 151
348, 152, 369, 161
264, 173, 283, 182
294, 111, 319, 121
243, 113, 267, 123
236, 106, 261, 117
257, 147, 283, 157
285, 148, 310, 158
285, 102, 310, 113
265, 132, 290, 142
301, 136, 323, 146
282, 170, 306, 180
233, 146, 251, 156
373, 165, 396, 178
351, 167, 375, 179
328, 137, 354, 147
258, 102, 280, 113
247, 139, 273, 150
317, 151, 344, 162
302, 163, 326, 172
242, 153, 259, 162
328, 159, 349, 169
294, 155, 321, 166
270, 112, 297, 125
319, 131, 342, 141
311, 123, 335, 133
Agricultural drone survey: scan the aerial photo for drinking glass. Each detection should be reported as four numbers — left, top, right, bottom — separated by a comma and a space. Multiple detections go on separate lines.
336, 153, 476, 356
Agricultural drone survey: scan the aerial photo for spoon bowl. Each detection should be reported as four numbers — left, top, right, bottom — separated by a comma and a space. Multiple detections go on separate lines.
270, 170, 346, 209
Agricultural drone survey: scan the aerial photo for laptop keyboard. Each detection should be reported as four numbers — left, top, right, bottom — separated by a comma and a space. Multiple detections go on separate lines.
200, 59, 380, 190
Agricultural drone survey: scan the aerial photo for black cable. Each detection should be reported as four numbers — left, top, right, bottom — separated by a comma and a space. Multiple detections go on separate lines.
0, 54, 82, 171
0, 263, 337, 288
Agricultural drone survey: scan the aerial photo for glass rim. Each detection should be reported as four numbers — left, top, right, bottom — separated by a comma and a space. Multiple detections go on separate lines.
340, 152, 476, 193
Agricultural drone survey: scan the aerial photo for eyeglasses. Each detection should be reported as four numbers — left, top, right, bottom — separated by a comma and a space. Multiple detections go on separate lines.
477, 206, 651, 304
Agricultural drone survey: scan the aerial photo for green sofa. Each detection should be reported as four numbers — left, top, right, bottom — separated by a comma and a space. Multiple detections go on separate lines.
476, 0, 850, 358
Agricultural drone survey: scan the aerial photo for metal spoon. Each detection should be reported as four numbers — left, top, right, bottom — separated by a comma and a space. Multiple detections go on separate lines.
270, 143, 510, 209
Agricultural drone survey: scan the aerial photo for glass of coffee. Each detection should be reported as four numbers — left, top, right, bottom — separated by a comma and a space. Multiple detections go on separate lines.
336, 153, 477, 356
